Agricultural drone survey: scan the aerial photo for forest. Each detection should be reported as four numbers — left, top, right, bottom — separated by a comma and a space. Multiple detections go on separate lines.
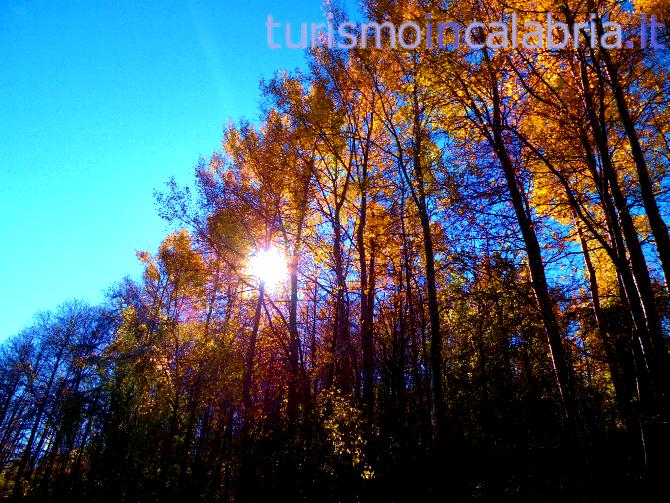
1, 0, 669, 500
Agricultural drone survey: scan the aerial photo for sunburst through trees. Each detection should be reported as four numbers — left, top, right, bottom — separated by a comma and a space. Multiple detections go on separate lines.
1, 0, 669, 501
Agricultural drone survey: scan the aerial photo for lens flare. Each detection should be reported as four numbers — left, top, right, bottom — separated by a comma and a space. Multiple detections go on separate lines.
247, 247, 288, 289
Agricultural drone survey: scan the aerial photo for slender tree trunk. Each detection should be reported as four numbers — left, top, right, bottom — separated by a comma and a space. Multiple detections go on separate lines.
287, 253, 302, 422
357, 165, 375, 421
411, 124, 447, 445
574, 217, 635, 427
332, 210, 352, 392
489, 93, 577, 425
598, 32, 670, 287
578, 57, 670, 408
242, 281, 264, 416
13, 345, 65, 498
285, 175, 312, 423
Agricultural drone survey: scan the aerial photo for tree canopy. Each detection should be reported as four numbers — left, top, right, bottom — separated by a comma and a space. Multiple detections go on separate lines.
1, 1, 669, 500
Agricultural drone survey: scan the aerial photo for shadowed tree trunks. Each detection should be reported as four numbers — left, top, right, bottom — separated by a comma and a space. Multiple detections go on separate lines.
242, 281, 265, 417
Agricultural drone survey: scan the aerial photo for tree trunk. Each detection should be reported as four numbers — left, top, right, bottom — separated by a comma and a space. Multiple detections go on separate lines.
598, 31, 670, 287
489, 87, 577, 425
410, 115, 447, 446
242, 281, 265, 416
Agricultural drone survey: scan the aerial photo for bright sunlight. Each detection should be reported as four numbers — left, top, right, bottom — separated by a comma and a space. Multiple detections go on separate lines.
247, 247, 288, 289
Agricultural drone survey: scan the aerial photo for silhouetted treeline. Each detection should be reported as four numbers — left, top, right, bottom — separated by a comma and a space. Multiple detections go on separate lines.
2, 0, 669, 500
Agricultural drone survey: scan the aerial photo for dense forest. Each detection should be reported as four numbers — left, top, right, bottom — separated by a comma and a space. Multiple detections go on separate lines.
2, 0, 669, 500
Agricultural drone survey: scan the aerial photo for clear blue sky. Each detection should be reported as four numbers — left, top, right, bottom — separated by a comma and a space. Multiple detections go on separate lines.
0, 0, 332, 340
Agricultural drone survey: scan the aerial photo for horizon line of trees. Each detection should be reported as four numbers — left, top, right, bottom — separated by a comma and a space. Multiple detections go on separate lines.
1, 0, 669, 501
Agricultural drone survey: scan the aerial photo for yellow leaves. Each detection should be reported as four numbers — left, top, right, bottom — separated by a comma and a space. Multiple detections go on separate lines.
590, 245, 620, 305
632, 213, 652, 241
157, 229, 206, 289
137, 250, 160, 283
633, 0, 669, 19
317, 388, 375, 480
529, 165, 574, 226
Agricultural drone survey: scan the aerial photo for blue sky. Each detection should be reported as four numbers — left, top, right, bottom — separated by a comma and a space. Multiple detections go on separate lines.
0, 0, 334, 340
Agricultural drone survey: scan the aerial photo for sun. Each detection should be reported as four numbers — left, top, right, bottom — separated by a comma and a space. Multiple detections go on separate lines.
247, 247, 288, 289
